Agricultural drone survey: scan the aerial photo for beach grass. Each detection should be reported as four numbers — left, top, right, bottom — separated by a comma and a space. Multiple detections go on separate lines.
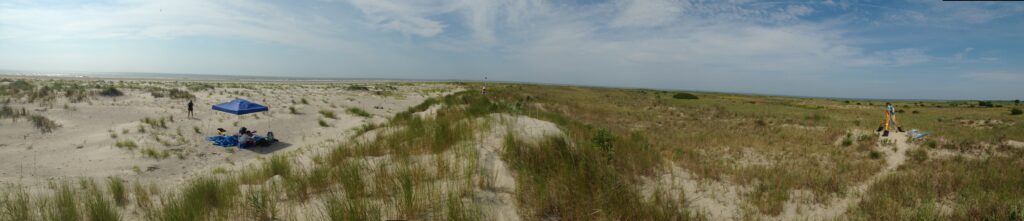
346, 107, 371, 118
1, 78, 1021, 220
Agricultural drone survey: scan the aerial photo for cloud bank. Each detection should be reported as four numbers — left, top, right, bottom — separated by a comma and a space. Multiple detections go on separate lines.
1, 0, 1022, 99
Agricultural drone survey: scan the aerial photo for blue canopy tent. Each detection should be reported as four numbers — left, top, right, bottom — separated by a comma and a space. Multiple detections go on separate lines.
210, 98, 272, 148
212, 98, 268, 115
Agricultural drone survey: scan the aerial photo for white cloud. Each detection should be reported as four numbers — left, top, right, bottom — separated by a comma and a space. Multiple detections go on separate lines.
610, 0, 684, 28
0, 0, 352, 50
953, 47, 974, 60
964, 71, 1024, 82
883, 0, 1024, 26
346, 0, 448, 37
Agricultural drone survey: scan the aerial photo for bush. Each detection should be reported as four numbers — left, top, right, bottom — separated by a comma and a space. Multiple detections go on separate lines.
671, 92, 698, 99
345, 85, 370, 91
592, 128, 615, 156
168, 89, 195, 99
978, 101, 994, 107
319, 119, 329, 127
841, 134, 853, 147
98, 87, 123, 97
869, 151, 882, 159
1011, 108, 1022, 115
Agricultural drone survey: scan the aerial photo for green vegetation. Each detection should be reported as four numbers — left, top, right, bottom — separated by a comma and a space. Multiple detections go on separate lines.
167, 88, 195, 99
319, 110, 336, 119
107, 177, 128, 206
29, 115, 60, 133
1012, 108, 1022, 115
153, 176, 239, 220
2, 80, 1021, 220
848, 151, 1024, 220
98, 87, 124, 97
345, 85, 370, 91
346, 107, 371, 118
672, 92, 699, 99
141, 148, 169, 159
186, 83, 215, 91
1, 188, 32, 221
114, 140, 137, 150
141, 117, 168, 129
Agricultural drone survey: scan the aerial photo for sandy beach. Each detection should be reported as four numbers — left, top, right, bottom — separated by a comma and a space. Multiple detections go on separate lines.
0, 76, 457, 191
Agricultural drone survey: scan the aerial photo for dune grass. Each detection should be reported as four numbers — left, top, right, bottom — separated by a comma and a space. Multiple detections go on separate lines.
153, 176, 239, 221
141, 148, 169, 159
346, 107, 371, 118
243, 184, 279, 221
1, 80, 1019, 219
847, 150, 1024, 220
29, 115, 60, 133
114, 140, 137, 150
1, 188, 33, 221
319, 110, 337, 119
107, 177, 127, 207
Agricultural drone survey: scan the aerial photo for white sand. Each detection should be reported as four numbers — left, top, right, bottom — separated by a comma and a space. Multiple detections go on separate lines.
0, 78, 457, 194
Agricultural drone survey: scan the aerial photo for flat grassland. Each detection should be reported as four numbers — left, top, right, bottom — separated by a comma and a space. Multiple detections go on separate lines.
1, 78, 1022, 220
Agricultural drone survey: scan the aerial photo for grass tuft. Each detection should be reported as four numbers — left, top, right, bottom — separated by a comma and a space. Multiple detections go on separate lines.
347, 107, 371, 118
29, 115, 60, 133
108, 177, 128, 206
319, 110, 336, 119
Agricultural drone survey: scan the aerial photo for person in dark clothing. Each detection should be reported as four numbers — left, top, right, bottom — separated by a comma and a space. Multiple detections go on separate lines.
187, 100, 194, 118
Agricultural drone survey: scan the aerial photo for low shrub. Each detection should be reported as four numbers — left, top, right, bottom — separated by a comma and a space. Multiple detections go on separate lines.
672, 92, 698, 99
168, 89, 195, 99
98, 87, 123, 97
1011, 108, 1022, 115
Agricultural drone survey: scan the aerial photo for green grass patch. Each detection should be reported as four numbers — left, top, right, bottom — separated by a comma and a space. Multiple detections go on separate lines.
347, 107, 371, 118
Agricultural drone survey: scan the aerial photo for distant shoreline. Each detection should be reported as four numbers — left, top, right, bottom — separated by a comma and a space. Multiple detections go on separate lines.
0, 72, 1011, 102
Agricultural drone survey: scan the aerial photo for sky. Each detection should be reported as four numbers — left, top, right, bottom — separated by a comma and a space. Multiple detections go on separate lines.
1, 0, 1022, 100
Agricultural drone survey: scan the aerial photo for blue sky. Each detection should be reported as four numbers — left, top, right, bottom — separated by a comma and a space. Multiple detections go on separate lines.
1, 0, 1022, 100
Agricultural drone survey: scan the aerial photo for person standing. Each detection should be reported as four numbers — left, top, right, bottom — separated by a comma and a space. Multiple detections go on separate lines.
187, 100, 194, 119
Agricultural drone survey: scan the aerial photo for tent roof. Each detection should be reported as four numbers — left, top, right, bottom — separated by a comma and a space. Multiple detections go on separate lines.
212, 98, 268, 115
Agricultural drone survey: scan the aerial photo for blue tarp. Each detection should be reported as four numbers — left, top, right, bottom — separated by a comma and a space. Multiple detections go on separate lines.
207, 135, 276, 148
212, 98, 269, 115
208, 135, 239, 147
